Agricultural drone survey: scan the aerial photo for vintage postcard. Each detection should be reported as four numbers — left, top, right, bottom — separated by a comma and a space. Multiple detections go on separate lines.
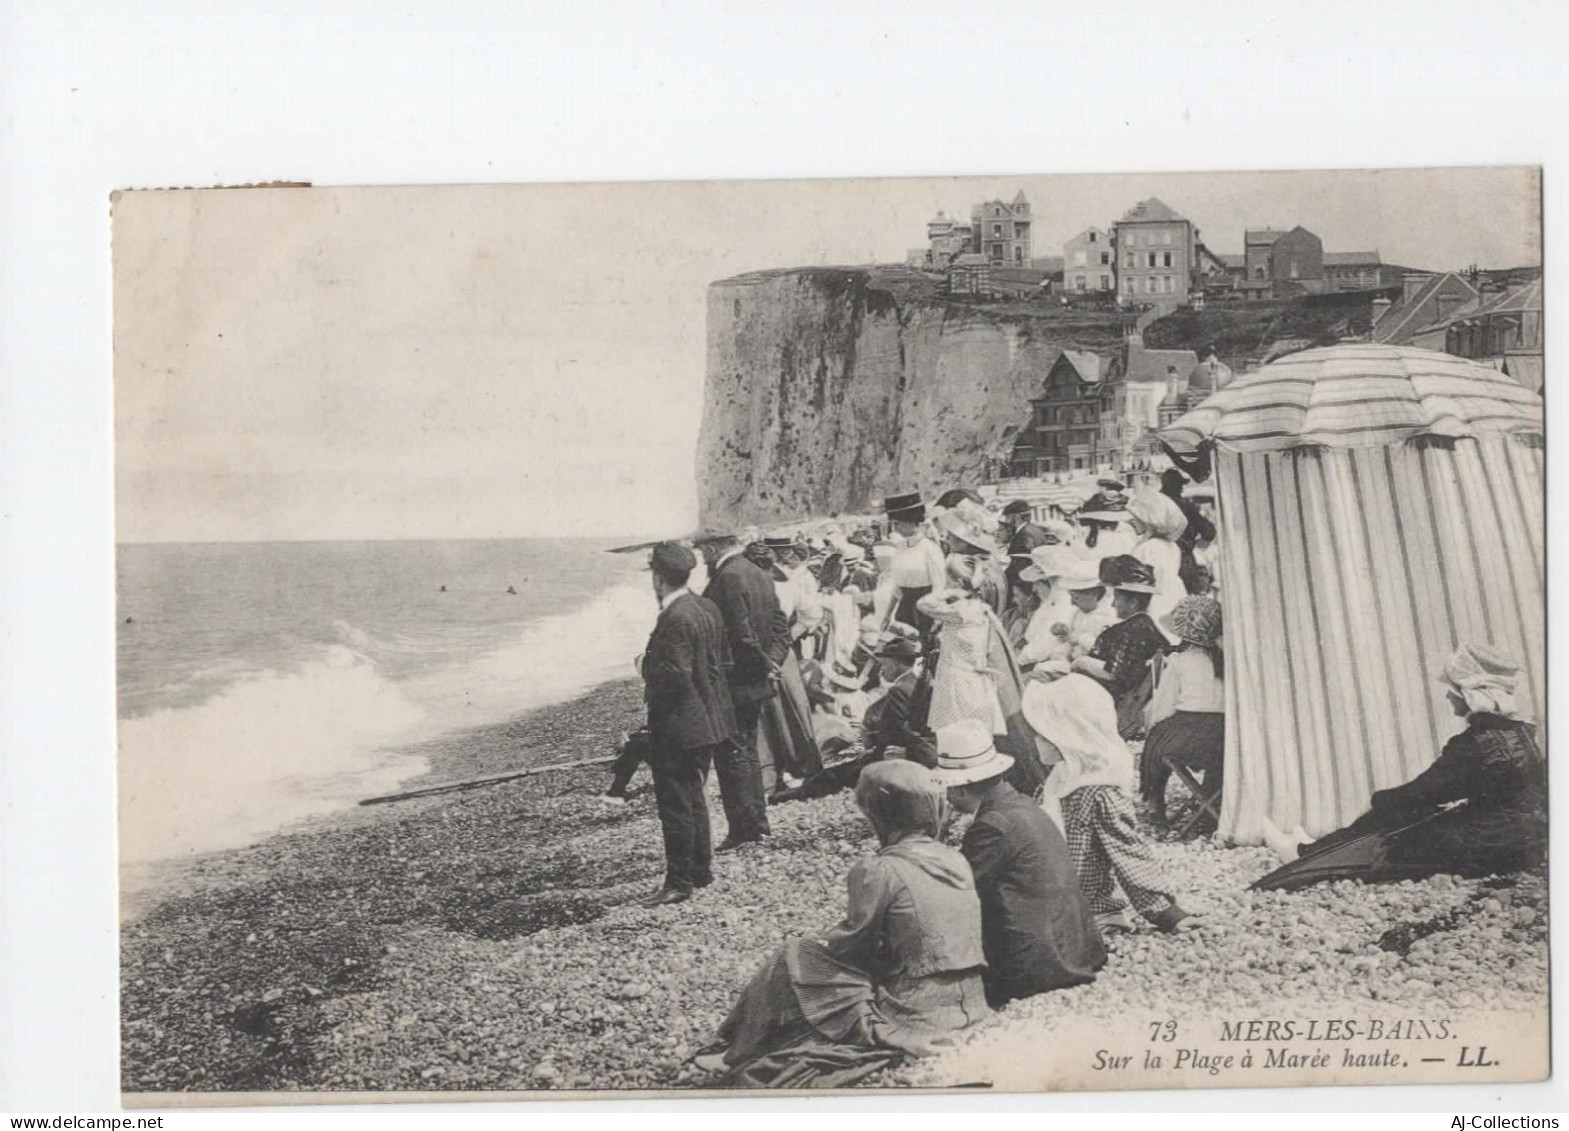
114, 169, 1545, 1103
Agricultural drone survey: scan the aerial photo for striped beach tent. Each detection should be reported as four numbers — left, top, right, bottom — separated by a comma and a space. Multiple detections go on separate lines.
1159, 344, 1544, 845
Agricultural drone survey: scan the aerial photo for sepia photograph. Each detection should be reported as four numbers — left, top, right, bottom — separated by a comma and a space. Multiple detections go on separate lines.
112, 167, 1545, 1103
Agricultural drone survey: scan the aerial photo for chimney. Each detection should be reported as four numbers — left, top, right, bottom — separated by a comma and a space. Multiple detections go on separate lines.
1402, 272, 1432, 304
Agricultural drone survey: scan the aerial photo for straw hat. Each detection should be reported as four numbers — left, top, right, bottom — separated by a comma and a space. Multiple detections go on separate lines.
932, 719, 1014, 786
1020, 545, 1077, 584
1058, 564, 1107, 592
936, 500, 1001, 555
824, 660, 868, 691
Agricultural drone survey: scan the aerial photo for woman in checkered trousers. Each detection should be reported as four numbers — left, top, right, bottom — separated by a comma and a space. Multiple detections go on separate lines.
1022, 662, 1202, 935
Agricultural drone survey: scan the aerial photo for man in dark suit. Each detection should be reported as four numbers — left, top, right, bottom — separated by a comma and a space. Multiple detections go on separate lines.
1001, 499, 1053, 607
697, 531, 786, 847
638, 542, 739, 906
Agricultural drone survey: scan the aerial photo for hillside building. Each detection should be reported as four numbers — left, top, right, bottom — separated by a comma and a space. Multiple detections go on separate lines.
971, 192, 1033, 267
1063, 227, 1113, 293
1111, 198, 1198, 307
1008, 350, 1109, 476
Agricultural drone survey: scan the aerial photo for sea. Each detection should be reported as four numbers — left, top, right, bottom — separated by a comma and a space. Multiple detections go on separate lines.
116, 538, 665, 877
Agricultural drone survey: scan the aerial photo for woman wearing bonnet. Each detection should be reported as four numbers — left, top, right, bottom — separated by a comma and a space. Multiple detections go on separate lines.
1255, 642, 1545, 891
698, 760, 989, 1086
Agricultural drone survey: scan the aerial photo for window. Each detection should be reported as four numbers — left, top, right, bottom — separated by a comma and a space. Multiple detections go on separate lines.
1074, 251, 1087, 266
1162, 275, 1173, 293
1162, 231, 1172, 246
1100, 274, 1111, 290
1125, 277, 1135, 294
1124, 252, 1134, 269
1089, 232, 1098, 243
1075, 274, 1087, 291
1147, 253, 1157, 268
1163, 252, 1172, 268
1255, 266, 1266, 279
1289, 259, 1300, 279
992, 224, 1002, 238
1145, 277, 1157, 294
1100, 252, 1110, 265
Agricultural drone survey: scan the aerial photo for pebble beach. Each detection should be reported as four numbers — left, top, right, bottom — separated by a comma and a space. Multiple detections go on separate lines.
120, 677, 1549, 1097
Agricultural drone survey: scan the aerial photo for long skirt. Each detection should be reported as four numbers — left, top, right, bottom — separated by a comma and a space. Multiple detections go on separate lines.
710, 938, 988, 1088
1140, 711, 1225, 812
1059, 786, 1177, 923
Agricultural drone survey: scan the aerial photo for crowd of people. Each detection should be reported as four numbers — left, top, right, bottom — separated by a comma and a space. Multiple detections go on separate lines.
614, 469, 1544, 1087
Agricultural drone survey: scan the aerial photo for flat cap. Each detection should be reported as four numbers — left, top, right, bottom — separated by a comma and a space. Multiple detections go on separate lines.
649, 541, 697, 574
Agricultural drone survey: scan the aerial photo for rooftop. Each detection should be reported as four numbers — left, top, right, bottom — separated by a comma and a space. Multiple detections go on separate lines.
1371, 271, 1479, 344
1056, 349, 1104, 384
1117, 197, 1185, 225
1410, 279, 1542, 337
1124, 337, 1200, 383
1323, 251, 1383, 267
1245, 228, 1286, 246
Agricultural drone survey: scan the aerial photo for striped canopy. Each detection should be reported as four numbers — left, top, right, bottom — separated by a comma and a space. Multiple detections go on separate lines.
1153, 344, 1545, 846
1160, 344, 1543, 454
992, 478, 1099, 512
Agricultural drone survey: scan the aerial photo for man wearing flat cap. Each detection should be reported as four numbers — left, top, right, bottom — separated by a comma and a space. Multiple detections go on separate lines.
638, 542, 739, 905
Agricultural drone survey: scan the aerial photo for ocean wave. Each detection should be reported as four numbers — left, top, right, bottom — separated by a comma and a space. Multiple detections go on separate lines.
118, 571, 661, 870
118, 645, 429, 869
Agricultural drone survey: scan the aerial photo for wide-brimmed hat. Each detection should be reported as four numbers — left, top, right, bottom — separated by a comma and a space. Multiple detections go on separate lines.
936, 503, 1001, 556
1163, 595, 1222, 647
824, 660, 868, 691
1099, 554, 1157, 594
874, 636, 922, 662
1077, 491, 1128, 524
1097, 477, 1128, 491
1058, 564, 1107, 592
1020, 545, 1077, 584
932, 719, 1014, 786
883, 491, 926, 522
762, 534, 797, 550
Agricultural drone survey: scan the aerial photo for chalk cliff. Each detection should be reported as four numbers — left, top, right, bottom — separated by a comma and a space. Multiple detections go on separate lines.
697, 266, 1128, 529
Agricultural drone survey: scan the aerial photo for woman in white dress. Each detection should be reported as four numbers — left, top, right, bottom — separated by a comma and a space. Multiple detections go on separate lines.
882, 492, 947, 641
916, 556, 1007, 737
1014, 545, 1078, 668
1125, 491, 1189, 644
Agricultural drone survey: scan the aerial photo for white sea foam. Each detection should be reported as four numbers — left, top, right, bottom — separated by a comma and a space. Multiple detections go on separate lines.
117, 572, 660, 881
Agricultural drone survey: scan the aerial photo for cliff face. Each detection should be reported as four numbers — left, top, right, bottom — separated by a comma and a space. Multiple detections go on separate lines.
697, 267, 1127, 529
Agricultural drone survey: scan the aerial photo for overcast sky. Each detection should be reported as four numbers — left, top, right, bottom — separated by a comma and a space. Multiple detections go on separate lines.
114, 167, 1539, 543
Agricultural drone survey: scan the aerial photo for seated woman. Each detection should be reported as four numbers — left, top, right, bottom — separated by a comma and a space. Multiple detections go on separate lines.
1022, 662, 1202, 935
699, 760, 989, 1087
1140, 595, 1225, 826
1254, 643, 1545, 892
935, 720, 1107, 1007
771, 635, 937, 805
